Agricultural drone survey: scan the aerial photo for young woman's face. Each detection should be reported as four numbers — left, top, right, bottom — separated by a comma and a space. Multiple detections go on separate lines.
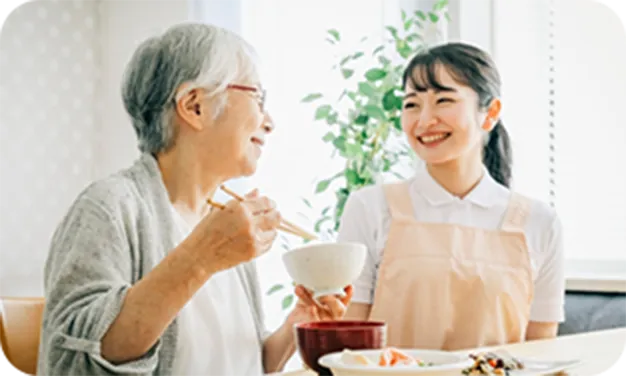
401, 65, 493, 165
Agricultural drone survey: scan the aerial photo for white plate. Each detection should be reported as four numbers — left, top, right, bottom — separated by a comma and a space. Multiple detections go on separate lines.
318, 349, 474, 375
509, 358, 583, 375
318, 349, 582, 376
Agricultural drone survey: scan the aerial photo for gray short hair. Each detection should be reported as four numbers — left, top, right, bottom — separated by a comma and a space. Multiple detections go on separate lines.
121, 23, 260, 154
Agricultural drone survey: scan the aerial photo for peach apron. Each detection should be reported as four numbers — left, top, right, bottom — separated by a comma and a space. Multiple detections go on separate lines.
368, 182, 534, 351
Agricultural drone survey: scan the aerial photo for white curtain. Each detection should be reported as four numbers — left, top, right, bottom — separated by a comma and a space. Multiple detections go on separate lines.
551, 0, 626, 262
494, 0, 626, 264
493, 0, 552, 203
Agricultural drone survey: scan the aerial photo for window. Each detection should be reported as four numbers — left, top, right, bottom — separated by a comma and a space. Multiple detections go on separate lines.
242, 0, 423, 330
493, 0, 626, 274
551, 0, 626, 262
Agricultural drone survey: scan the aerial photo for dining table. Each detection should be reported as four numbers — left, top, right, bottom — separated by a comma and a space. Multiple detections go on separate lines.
268, 328, 626, 376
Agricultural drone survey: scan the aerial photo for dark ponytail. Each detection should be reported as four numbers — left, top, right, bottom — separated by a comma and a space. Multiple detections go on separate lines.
483, 120, 512, 187
402, 42, 513, 187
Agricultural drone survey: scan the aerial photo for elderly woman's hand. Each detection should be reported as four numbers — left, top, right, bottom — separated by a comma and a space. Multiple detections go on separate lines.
285, 285, 353, 326
183, 189, 281, 274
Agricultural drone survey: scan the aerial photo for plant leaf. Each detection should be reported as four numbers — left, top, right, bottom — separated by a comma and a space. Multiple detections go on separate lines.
315, 179, 331, 193
383, 158, 391, 172
372, 45, 385, 55
326, 112, 338, 125
314, 216, 332, 232
282, 294, 295, 310
322, 132, 335, 142
401, 9, 407, 21
314, 105, 332, 120
354, 114, 369, 125
386, 26, 399, 39
404, 19, 412, 31
345, 169, 361, 185
392, 116, 402, 131
341, 68, 355, 79
434, 0, 448, 11
429, 12, 440, 23
302, 93, 323, 103
382, 89, 398, 111
267, 284, 284, 295
358, 82, 377, 98
352, 51, 364, 59
378, 55, 391, 65
344, 143, 361, 158
327, 29, 340, 41
365, 68, 387, 81
302, 198, 313, 209
406, 33, 423, 43
340, 55, 352, 66
364, 105, 386, 121
332, 135, 346, 151
396, 40, 412, 59
415, 10, 427, 21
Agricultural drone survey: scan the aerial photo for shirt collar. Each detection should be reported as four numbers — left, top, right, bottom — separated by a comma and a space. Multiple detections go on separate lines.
410, 163, 507, 208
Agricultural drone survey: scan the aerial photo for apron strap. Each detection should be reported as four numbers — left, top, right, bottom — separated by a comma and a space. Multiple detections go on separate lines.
383, 182, 415, 221
500, 192, 532, 233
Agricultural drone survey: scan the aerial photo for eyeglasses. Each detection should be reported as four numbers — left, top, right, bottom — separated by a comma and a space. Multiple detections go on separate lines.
227, 84, 267, 112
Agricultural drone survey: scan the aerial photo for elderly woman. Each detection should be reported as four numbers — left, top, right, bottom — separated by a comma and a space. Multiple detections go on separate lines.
37, 23, 352, 376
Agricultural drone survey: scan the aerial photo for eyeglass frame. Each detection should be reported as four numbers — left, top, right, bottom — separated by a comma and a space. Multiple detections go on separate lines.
226, 84, 267, 112
173, 83, 267, 113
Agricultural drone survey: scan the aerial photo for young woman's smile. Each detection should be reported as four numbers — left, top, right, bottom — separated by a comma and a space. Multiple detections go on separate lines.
416, 131, 452, 147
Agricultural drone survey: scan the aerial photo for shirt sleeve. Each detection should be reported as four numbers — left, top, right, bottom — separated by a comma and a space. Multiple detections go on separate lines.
529, 211, 566, 323
337, 191, 380, 305
38, 195, 161, 376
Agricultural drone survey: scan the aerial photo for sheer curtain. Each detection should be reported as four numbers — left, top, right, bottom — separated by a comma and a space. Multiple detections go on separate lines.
494, 0, 626, 269
492, 0, 552, 203
551, 0, 626, 262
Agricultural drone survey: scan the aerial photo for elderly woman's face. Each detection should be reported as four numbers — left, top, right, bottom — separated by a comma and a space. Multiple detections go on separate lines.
176, 81, 273, 178
214, 83, 273, 176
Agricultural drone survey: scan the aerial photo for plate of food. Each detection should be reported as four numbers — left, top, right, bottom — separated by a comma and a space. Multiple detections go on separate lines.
461, 351, 582, 375
318, 347, 474, 375
318, 348, 582, 376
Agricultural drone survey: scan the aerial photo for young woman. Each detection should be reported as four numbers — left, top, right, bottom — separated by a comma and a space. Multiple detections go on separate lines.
339, 42, 565, 350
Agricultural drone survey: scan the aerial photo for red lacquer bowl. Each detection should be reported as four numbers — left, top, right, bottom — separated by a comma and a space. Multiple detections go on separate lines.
295, 320, 387, 375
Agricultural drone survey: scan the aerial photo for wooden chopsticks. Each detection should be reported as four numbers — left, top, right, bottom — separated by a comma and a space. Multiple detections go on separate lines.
207, 185, 318, 241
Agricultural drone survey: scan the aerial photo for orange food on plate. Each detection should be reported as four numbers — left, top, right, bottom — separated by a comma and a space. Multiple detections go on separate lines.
340, 347, 432, 368
378, 347, 425, 367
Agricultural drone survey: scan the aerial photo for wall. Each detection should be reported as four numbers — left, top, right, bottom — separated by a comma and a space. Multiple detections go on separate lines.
0, 0, 100, 296
0, 0, 189, 296
446, 0, 493, 52
96, 0, 189, 179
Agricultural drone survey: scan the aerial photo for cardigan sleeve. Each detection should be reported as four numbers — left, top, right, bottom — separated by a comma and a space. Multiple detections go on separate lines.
37, 192, 161, 376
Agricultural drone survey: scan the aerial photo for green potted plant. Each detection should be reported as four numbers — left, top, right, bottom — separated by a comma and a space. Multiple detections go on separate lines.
268, 1, 450, 310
